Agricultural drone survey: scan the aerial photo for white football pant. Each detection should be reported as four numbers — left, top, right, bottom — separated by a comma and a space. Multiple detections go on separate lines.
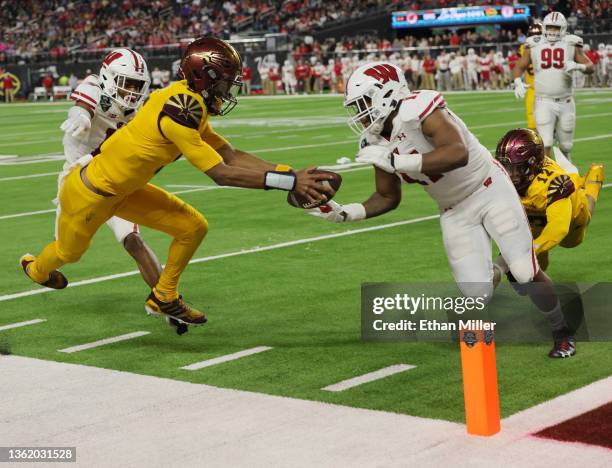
440, 162, 538, 299
534, 96, 576, 156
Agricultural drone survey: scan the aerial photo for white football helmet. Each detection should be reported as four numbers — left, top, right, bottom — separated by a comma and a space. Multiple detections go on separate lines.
99, 48, 150, 110
542, 12, 567, 43
344, 62, 408, 136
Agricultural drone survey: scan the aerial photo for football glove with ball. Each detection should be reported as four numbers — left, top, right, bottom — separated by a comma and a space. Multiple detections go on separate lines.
306, 200, 366, 223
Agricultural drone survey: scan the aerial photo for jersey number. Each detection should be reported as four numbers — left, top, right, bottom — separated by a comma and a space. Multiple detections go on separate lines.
541, 48, 564, 69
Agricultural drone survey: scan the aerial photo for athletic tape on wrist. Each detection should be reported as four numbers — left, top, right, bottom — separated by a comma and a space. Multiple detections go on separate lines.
265, 171, 296, 191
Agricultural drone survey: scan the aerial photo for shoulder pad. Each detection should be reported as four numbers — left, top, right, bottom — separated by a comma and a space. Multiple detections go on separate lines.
398, 90, 446, 124
161, 93, 204, 130
565, 34, 583, 47
70, 76, 101, 111
547, 174, 575, 205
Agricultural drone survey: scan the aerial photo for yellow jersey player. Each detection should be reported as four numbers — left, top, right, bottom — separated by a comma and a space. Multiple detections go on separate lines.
494, 129, 603, 272
520, 20, 542, 129
20, 37, 332, 331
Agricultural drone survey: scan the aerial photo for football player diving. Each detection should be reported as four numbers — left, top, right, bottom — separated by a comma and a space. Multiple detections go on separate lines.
493, 128, 604, 274
57, 48, 164, 310
308, 62, 579, 358
21, 37, 333, 331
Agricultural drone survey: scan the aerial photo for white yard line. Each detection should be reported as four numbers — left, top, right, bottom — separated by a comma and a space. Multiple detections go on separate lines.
0, 171, 60, 182
181, 346, 273, 370
0, 208, 56, 220
0, 214, 440, 303
58, 331, 150, 354
322, 364, 416, 392
0, 318, 46, 332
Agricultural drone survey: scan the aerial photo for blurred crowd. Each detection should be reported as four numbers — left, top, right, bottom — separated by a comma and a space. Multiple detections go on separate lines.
1, 0, 610, 63
248, 44, 612, 96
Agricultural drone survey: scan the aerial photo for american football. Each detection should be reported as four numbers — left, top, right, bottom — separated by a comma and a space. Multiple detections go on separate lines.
287, 169, 342, 209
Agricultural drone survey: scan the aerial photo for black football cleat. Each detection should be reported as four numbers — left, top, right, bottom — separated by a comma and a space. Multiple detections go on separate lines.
167, 317, 189, 335
549, 327, 576, 358
20, 253, 68, 289
145, 291, 207, 326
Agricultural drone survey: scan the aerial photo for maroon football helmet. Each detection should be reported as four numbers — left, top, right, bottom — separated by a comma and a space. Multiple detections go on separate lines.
180, 37, 243, 115
495, 128, 545, 194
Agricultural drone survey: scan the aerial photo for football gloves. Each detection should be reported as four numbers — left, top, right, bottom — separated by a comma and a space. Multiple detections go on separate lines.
355, 145, 395, 173
306, 200, 366, 222
564, 60, 586, 73
60, 105, 92, 137
513, 78, 527, 99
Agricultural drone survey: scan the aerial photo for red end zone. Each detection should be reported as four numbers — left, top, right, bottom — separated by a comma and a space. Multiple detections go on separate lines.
534, 401, 612, 449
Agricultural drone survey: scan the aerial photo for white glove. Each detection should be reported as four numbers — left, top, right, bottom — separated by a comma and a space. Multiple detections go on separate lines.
355, 145, 394, 173
564, 60, 586, 73
513, 78, 527, 99
60, 106, 91, 137
306, 200, 366, 223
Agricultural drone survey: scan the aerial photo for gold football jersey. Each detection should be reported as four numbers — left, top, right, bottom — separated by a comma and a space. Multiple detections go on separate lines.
86, 80, 227, 195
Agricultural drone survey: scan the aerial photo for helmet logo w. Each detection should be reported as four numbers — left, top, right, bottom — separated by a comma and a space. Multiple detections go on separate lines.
363, 64, 399, 84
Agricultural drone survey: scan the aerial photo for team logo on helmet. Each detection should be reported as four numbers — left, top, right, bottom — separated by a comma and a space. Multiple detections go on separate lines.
363, 64, 400, 84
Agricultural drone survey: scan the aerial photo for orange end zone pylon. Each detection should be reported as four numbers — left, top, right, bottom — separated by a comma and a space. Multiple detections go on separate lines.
459, 327, 500, 436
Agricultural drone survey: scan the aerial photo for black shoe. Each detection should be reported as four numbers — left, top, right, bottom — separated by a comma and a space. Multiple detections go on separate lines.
549, 327, 576, 358
167, 317, 189, 335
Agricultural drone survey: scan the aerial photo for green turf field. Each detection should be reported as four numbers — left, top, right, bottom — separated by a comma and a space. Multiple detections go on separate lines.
1, 91, 611, 423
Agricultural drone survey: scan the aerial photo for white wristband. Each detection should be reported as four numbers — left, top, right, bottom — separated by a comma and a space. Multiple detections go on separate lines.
513, 77, 523, 86
393, 153, 423, 173
264, 171, 296, 191
576, 63, 587, 71
343, 203, 366, 221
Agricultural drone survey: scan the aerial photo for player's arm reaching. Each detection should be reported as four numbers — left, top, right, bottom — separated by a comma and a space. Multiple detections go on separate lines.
512, 49, 531, 99
533, 197, 573, 254
159, 116, 331, 203
355, 108, 468, 175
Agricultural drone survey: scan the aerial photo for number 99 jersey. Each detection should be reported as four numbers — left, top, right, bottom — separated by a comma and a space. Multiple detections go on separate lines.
528, 33, 583, 99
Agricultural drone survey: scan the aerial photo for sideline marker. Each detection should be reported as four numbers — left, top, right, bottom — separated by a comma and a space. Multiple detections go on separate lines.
459, 326, 500, 436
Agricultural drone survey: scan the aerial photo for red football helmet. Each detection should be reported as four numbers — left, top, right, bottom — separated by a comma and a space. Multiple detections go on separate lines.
179, 37, 243, 115
495, 128, 545, 194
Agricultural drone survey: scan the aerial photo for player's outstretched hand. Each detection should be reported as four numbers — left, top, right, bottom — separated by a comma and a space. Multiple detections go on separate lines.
294, 167, 334, 204
355, 145, 395, 173
513, 78, 527, 99
306, 200, 365, 223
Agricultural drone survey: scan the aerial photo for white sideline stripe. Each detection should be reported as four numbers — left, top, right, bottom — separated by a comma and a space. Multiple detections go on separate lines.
322, 364, 416, 392
0, 214, 440, 303
0, 208, 56, 220
58, 331, 150, 354
181, 346, 273, 370
0, 171, 60, 182
0, 318, 46, 332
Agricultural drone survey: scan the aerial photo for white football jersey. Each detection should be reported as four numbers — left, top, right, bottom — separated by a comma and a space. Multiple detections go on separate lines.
466, 54, 479, 70
528, 34, 582, 98
64, 74, 135, 167
361, 90, 493, 209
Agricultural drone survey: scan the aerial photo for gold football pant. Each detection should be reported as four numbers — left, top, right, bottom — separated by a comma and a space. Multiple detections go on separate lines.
525, 87, 535, 129
29, 166, 208, 299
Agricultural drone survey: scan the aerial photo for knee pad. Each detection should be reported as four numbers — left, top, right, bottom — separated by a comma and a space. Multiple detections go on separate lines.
507, 259, 535, 284
557, 134, 574, 155
457, 282, 494, 303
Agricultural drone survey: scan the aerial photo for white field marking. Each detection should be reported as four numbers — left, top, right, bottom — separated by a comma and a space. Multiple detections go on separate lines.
181, 346, 273, 371
311, 134, 333, 139
0, 137, 62, 147
0, 214, 441, 303
322, 364, 416, 392
3, 128, 61, 138
0, 154, 64, 166
0, 318, 46, 332
58, 331, 150, 354
277, 134, 298, 139
0, 171, 60, 182
0, 208, 56, 220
